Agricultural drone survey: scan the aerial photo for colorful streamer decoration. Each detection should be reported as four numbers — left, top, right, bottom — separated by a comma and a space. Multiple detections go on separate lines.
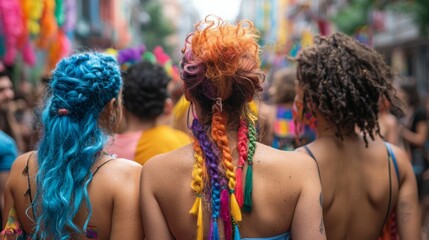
0, 0, 25, 65
21, 0, 44, 35
36, 0, 58, 49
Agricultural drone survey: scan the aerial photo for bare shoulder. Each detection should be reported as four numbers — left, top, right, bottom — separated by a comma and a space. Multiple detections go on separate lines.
388, 144, 413, 183
257, 143, 316, 164
9, 151, 35, 176
255, 143, 319, 180
142, 143, 192, 173
96, 157, 142, 185
107, 157, 142, 171
140, 144, 193, 192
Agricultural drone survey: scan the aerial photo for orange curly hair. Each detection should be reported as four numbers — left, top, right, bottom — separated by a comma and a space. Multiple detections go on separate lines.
181, 15, 264, 116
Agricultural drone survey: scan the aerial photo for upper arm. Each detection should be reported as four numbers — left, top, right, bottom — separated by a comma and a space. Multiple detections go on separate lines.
291, 155, 326, 240
385, 117, 399, 145
109, 165, 144, 240
2, 152, 30, 228
0, 171, 9, 206
2, 172, 12, 228
415, 121, 428, 145
394, 146, 421, 239
140, 163, 174, 240
402, 120, 428, 147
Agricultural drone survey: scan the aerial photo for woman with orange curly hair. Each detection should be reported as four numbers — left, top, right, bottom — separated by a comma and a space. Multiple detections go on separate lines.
140, 16, 326, 240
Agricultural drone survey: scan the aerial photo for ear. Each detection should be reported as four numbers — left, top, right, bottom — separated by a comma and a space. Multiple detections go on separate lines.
163, 98, 173, 115
108, 98, 118, 113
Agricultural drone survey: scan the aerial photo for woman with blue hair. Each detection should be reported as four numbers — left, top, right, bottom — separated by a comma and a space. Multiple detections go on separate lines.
1, 53, 143, 239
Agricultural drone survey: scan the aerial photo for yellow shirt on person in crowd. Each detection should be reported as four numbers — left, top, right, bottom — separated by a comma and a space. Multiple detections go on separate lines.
134, 125, 191, 165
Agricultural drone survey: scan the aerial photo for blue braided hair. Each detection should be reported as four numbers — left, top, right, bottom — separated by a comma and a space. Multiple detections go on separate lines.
34, 52, 122, 240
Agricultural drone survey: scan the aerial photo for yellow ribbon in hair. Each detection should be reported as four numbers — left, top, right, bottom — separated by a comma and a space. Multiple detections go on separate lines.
247, 100, 258, 124
189, 196, 203, 240
230, 193, 242, 222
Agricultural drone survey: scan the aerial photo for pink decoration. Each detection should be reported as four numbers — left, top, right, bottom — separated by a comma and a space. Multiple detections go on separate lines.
0, 0, 25, 65
153, 46, 171, 65
22, 41, 36, 66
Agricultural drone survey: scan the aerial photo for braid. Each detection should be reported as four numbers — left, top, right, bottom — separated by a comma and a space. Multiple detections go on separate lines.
296, 32, 400, 146
211, 111, 242, 222
189, 137, 205, 240
243, 121, 256, 212
220, 178, 232, 240
191, 119, 222, 239
235, 119, 248, 207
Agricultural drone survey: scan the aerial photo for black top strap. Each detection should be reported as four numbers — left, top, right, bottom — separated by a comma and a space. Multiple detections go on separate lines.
24, 154, 116, 224
93, 158, 115, 176
23, 152, 37, 222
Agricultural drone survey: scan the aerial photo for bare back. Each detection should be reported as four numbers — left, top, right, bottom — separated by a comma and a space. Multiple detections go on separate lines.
2, 151, 143, 240
140, 143, 326, 240
297, 136, 420, 240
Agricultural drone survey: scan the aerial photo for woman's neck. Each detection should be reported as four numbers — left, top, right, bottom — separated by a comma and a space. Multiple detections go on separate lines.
316, 113, 357, 139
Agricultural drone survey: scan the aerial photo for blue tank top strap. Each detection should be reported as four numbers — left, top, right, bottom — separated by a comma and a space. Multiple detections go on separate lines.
302, 145, 322, 184
241, 232, 290, 240
384, 142, 400, 182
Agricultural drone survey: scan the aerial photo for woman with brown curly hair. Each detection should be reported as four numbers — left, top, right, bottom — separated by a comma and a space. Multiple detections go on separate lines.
140, 16, 326, 240
295, 32, 420, 239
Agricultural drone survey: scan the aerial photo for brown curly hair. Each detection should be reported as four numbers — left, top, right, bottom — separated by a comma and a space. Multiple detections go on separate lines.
295, 32, 401, 145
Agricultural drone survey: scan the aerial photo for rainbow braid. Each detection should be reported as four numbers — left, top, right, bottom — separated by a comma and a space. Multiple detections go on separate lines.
211, 109, 242, 223
191, 118, 222, 239
235, 118, 248, 208
189, 137, 205, 240
243, 120, 257, 212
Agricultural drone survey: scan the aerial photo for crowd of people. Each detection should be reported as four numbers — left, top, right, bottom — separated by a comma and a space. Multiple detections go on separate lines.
0, 15, 426, 239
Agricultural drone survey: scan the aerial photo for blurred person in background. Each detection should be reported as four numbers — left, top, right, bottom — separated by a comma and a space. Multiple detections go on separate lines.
140, 16, 325, 240
378, 96, 400, 145
13, 80, 40, 152
260, 67, 315, 150
295, 32, 420, 239
397, 80, 428, 190
1, 53, 143, 239
422, 94, 429, 238
105, 60, 191, 165
0, 65, 18, 229
397, 80, 429, 236
0, 67, 24, 152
